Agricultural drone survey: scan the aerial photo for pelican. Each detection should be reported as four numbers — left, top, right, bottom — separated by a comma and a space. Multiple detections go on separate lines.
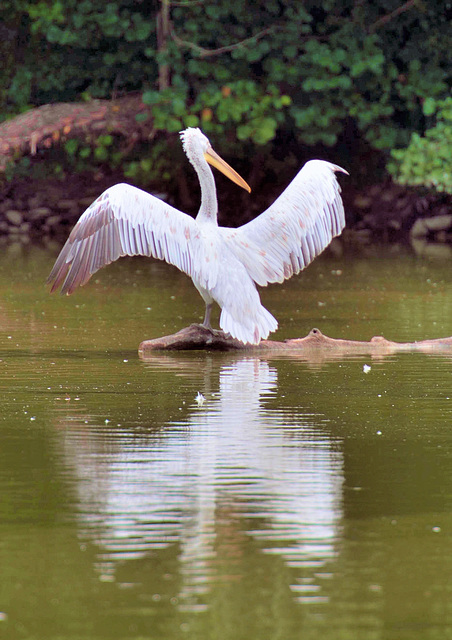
47, 127, 347, 344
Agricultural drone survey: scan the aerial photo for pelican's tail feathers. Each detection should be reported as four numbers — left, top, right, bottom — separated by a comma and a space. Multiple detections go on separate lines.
220, 305, 278, 345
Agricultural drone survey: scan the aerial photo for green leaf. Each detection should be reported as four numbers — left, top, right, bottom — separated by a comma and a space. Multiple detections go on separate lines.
64, 139, 79, 156
135, 112, 150, 123
184, 114, 199, 127
94, 146, 108, 161
423, 97, 437, 117
78, 146, 91, 159
142, 90, 161, 106
97, 134, 113, 146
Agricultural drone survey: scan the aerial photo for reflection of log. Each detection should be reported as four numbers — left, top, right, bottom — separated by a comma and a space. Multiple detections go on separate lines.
139, 325, 452, 356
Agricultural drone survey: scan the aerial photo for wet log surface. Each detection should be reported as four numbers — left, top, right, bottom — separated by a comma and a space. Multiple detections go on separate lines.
139, 325, 452, 356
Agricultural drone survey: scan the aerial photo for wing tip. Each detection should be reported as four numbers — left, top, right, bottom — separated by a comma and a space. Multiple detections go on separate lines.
46, 274, 67, 295
304, 159, 349, 176
332, 164, 349, 176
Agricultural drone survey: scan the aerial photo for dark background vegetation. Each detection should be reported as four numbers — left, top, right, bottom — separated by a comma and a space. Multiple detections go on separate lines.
0, 0, 451, 208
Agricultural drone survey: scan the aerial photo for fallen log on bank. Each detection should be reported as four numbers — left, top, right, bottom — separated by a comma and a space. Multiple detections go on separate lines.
0, 94, 150, 171
139, 325, 452, 357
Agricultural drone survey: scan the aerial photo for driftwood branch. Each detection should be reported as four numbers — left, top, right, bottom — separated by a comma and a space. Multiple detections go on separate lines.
139, 325, 452, 358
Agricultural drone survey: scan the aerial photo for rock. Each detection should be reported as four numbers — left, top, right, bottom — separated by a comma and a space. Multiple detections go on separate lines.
353, 195, 372, 209
363, 214, 377, 228
368, 185, 383, 198
394, 196, 410, 210
410, 215, 452, 239
78, 197, 95, 207
411, 238, 452, 259
352, 229, 372, 243
27, 195, 44, 209
381, 190, 396, 202
56, 199, 78, 210
415, 198, 430, 214
435, 230, 448, 243
0, 199, 14, 213
29, 207, 52, 220
423, 214, 452, 232
5, 210, 23, 226
410, 218, 428, 238
44, 215, 63, 227
19, 222, 31, 234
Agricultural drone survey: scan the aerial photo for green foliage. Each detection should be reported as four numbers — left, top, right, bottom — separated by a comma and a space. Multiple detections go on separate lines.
60, 133, 121, 171
388, 99, 452, 193
3, 156, 32, 182
0, 0, 451, 191
2, 154, 66, 184
142, 81, 291, 145
0, 0, 159, 111
123, 134, 193, 190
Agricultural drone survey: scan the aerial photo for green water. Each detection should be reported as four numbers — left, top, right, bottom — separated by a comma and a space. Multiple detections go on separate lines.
1, 241, 452, 640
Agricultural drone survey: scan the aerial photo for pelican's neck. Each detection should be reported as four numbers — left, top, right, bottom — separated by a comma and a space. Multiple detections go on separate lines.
194, 157, 218, 225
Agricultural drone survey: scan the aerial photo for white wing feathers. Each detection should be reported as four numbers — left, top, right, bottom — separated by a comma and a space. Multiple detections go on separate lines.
220, 160, 347, 286
47, 158, 347, 345
47, 183, 199, 294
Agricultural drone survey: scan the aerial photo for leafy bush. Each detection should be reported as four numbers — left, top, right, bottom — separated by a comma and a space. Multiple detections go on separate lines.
388, 98, 452, 193
0, 0, 450, 190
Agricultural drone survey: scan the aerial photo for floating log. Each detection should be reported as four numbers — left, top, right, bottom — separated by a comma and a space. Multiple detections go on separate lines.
139, 325, 452, 357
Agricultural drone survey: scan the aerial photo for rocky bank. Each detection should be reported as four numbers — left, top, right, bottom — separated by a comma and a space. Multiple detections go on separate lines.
0, 170, 451, 247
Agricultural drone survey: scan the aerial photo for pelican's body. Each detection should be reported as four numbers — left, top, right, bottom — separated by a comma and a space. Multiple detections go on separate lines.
47, 128, 347, 344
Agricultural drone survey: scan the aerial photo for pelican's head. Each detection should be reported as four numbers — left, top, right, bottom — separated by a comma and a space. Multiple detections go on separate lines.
180, 127, 210, 160
180, 127, 251, 193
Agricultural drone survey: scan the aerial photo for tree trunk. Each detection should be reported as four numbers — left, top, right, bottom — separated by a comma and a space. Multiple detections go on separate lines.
157, 0, 171, 91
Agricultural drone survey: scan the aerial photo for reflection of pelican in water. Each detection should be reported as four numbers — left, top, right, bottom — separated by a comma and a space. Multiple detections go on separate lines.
58, 356, 344, 596
48, 128, 347, 344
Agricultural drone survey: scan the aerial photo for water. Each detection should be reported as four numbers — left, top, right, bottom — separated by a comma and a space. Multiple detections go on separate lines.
1, 241, 452, 639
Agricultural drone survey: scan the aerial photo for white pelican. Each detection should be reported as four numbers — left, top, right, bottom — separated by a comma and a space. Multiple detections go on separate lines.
47, 127, 347, 344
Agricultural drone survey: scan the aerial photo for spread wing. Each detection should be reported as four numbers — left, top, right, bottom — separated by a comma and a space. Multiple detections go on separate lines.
220, 160, 347, 286
47, 183, 200, 294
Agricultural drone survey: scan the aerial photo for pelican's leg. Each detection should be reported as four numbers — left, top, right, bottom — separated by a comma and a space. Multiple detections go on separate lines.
193, 280, 214, 329
202, 303, 213, 329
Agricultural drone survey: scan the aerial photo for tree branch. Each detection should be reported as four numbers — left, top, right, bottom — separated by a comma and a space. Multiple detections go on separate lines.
369, 0, 417, 33
170, 25, 275, 58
